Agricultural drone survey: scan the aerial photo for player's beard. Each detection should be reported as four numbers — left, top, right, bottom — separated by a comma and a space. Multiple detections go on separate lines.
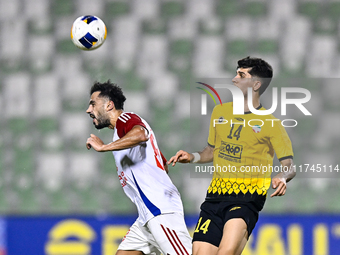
93, 112, 110, 129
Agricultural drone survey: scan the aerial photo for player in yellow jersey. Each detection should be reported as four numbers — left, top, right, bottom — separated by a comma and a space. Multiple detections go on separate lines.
168, 56, 296, 255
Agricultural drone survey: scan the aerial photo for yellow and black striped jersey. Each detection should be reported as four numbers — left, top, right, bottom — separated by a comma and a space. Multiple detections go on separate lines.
206, 102, 293, 208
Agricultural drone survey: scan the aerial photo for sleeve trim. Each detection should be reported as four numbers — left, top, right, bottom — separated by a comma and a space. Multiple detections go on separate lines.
279, 155, 293, 161
116, 113, 147, 138
208, 143, 215, 148
160, 151, 167, 166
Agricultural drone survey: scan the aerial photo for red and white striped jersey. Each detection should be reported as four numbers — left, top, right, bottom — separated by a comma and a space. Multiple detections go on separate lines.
112, 112, 184, 225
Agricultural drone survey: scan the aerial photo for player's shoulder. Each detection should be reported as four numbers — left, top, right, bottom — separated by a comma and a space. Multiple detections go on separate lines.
212, 102, 232, 114
261, 109, 280, 121
251, 105, 282, 121
116, 112, 147, 130
118, 112, 143, 123
116, 112, 147, 138
256, 108, 288, 134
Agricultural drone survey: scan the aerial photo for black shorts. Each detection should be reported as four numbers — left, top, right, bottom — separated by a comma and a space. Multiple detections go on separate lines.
192, 200, 260, 247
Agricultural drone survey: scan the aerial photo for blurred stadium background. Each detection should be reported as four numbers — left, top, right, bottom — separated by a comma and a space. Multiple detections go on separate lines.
1, 0, 340, 254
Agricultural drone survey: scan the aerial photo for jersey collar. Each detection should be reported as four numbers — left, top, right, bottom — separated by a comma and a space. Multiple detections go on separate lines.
244, 104, 263, 114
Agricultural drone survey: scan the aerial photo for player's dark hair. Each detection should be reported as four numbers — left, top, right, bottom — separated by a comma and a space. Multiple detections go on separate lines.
237, 56, 273, 95
90, 80, 126, 110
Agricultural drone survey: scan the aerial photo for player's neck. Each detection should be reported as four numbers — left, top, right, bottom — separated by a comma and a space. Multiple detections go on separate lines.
244, 94, 261, 113
108, 109, 124, 129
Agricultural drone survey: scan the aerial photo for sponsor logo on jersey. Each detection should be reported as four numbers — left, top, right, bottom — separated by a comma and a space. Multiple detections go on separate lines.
219, 141, 243, 160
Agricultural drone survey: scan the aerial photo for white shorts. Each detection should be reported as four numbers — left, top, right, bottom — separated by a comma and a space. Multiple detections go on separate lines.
118, 213, 192, 255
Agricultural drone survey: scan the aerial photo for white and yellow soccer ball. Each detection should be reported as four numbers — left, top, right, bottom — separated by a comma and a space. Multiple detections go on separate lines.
71, 15, 107, 51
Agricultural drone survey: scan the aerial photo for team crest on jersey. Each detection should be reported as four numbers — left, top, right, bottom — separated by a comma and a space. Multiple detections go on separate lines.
218, 116, 224, 123
252, 125, 261, 133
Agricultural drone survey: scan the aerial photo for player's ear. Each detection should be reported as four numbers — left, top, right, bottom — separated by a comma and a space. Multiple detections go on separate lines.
107, 101, 115, 111
253, 80, 262, 93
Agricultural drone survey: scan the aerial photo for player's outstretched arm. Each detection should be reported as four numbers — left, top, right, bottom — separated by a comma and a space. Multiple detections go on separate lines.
86, 125, 148, 152
168, 145, 214, 166
271, 158, 296, 197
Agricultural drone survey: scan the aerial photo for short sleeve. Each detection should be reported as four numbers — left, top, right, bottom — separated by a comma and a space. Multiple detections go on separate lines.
207, 107, 217, 147
160, 151, 167, 166
270, 121, 294, 161
116, 113, 147, 138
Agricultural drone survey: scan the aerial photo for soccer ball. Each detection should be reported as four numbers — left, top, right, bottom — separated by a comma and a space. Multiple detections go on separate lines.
71, 15, 107, 51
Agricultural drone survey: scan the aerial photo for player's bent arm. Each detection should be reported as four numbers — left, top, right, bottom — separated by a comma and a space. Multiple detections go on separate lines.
194, 145, 214, 163
276, 158, 296, 182
104, 125, 148, 151
88, 125, 148, 152
271, 158, 296, 197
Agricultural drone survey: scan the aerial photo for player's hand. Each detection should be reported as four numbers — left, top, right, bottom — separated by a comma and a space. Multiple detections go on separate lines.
271, 177, 287, 197
168, 150, 192, 166
86, 134, 105, 152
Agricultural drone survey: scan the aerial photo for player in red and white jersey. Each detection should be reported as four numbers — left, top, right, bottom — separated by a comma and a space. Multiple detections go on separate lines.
86, 81, 192, 255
